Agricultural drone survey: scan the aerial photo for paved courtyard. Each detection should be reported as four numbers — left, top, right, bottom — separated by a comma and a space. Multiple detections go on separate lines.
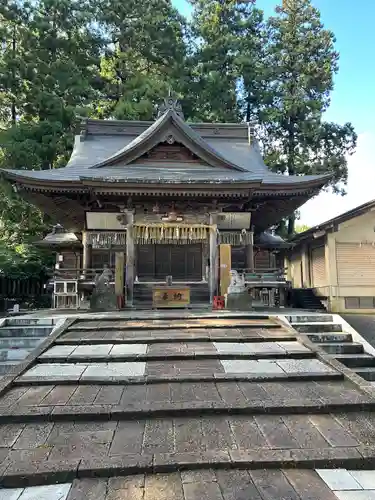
1, 314, 375, 498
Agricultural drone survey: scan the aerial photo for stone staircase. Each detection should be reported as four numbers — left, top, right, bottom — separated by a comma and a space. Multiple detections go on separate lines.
286, 314, 375, 381
0, 317, 55, 375
290, 288, 326, 311
1, 312, 375, 493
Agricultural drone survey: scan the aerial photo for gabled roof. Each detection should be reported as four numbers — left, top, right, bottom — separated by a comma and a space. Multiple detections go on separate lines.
90, 108, 246, 172
291, 198, 375, 243
0, 97, 331, 193
255, 231, 293, 249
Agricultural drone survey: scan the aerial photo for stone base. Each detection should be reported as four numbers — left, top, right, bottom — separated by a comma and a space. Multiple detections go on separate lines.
90, 285, 117, 311
226, 292, 252, 311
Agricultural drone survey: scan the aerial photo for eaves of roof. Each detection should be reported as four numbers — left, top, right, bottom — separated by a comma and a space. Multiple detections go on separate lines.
291, 198, 375, 244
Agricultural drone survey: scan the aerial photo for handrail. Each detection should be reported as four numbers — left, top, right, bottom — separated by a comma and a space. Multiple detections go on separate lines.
235, 267, 288, 284
52, 268, 116, 280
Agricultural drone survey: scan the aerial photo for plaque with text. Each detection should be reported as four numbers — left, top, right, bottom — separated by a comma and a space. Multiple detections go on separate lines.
152, 286, 190, 308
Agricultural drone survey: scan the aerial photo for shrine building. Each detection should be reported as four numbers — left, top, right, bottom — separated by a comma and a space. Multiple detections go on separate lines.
0, 97, 330, 309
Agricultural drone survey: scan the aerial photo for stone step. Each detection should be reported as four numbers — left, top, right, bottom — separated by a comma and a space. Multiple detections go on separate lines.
0, 326, 52, 337
0, 348, 31, 361
0, 360, 18, 375
0, 337, 45, 349
69, 320, 278, 331
354, 366, 375, 381
287, 315, 334, 324
292, 323, 343, 334
304, 332, 353, 343
332, 353, 375, 368
5, 318, 55, 326
317, 342, 364, 355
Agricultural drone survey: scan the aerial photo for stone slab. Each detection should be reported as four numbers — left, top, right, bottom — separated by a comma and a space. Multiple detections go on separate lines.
110, 344, 148, 356
18, 484, 72, 500
39, 346, 76, 358
310, 415, 360, 447
316, 469, 362, 490
250, 469, 301, 499
277, 341, 311, 353
0, 423, 25, 447
284, 469, 339, 500
349, 470, 375, 489
20, 364, 87, 381
276, 359, 336, 374
81, 362, 146, 379
66, 478, 107, 500
0, 489, 24, 500
220, 360, 284, 374
333, 492, 375, 500
71, 345, 113, 357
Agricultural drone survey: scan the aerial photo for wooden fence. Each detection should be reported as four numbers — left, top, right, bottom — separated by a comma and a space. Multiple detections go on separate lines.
0, 276, 50, 312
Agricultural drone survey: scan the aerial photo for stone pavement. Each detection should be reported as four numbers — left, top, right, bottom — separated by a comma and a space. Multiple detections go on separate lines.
2, 314, 375, 498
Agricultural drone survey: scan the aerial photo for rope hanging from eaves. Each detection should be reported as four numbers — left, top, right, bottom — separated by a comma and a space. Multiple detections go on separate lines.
86, 231, 126, 249
133, 223, 210, 245
218, 230, 252, 246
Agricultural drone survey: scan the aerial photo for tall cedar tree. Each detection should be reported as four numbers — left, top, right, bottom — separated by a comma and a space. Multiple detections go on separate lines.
0, 0, 101, 262
95, 0, 186, 120
265, 0, 356, 235
186, 0, 244, 122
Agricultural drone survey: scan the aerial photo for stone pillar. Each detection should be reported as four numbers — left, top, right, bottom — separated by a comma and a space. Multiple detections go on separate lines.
246, 231, 254, 271
125, 211, 135, 307
82, 231, 92, 275
209, 213, 218, 304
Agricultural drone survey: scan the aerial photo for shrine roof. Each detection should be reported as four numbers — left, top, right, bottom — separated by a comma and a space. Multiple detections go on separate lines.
0, 98, 331, 192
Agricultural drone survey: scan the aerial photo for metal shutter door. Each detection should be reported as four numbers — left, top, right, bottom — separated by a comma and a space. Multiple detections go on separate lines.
336, 243, 375, 286
311, 246, 326, 287
291, 256, 302, 288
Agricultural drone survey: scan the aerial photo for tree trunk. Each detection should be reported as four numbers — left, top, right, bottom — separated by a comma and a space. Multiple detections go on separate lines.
287, 117, 296, 236
287, 212, 295, 235
11, 25, 17, 124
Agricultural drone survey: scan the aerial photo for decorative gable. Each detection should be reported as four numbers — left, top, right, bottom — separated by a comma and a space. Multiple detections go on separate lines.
91, 106, 246, 172
133, 140, 205, 164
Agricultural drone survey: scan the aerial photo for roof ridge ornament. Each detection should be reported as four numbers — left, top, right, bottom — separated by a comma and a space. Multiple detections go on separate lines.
157, 94, 184, 120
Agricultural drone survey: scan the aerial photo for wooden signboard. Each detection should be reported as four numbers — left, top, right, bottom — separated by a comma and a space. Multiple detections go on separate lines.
219, 244, 231, 296
152, 286, 190, 309
115, 252, 125, 308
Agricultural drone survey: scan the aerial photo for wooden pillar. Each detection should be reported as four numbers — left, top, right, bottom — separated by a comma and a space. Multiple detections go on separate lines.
115, 252, 125, 309
219, 244, 231, 296
125, 211, 135, 307
82, 231, 92, 273
209, 213, 218, 304
246, 231, 254, 271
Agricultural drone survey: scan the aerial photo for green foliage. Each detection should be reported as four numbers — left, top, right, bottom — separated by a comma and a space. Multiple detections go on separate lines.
294, 224, 310, 234
261, 0, 357, 234
94, 0, 187, 120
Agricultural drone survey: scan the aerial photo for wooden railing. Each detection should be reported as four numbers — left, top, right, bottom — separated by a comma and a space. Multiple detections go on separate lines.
234, 267, 289, 284
52, 268, 116, 281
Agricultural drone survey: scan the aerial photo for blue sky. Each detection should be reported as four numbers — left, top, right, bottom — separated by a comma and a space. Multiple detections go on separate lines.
172, 0, 375, 227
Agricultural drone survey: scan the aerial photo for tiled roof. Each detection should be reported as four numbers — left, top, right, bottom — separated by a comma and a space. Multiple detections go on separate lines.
0, 108, 331, 189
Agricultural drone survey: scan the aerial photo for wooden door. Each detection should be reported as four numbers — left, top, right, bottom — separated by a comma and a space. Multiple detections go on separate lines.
137, 244, 202, 281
